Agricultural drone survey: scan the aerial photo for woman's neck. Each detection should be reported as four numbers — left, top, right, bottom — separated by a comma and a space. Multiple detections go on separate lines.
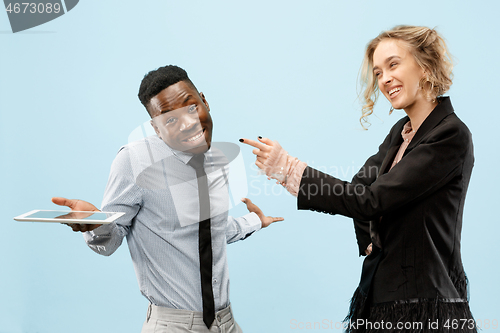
404, 98, 438, 132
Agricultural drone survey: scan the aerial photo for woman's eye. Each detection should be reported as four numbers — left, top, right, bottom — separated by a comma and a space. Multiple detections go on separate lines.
390, 62, 397, 68
165, 117, 176, 125
375, 72, 381, 77
188, 105, 197, 113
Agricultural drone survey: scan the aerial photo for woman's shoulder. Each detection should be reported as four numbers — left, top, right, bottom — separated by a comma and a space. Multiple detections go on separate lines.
441, 110, 471, 135
433, 110, 472, 145
422, 111, 473, 157
408, 97, 472, 148
433, 97, 471, 135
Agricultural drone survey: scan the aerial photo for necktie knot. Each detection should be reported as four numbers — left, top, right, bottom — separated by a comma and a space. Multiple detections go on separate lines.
188, 154, 205, 171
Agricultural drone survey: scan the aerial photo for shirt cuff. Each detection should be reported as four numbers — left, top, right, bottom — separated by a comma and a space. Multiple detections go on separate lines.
83, 222, 115, 241
244, 212, 263, 232
285, 160, 308, 197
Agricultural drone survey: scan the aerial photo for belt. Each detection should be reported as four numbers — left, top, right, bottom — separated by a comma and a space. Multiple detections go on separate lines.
147, 303, 234, 329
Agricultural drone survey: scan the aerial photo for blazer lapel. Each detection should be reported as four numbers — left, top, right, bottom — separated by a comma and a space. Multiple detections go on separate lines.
405, 97, 455, 153
377, 145, 400, 177
371, 125, 403, 249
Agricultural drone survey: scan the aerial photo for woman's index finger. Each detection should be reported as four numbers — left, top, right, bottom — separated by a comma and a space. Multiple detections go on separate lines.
240, 138, 267, 150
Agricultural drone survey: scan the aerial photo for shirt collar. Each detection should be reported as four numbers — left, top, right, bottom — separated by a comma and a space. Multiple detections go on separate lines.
166, 144, 213, 165
401, 121, 416, 143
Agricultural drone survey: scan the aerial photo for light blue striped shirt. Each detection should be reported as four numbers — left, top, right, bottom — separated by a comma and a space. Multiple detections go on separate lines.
83, 135, 261, 311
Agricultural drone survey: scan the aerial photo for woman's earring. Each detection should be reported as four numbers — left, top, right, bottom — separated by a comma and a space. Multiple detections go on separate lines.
389, 106, 394, 115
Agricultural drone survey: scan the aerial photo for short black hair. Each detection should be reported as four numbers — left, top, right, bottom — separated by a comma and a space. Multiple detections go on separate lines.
138, 65, 197, 115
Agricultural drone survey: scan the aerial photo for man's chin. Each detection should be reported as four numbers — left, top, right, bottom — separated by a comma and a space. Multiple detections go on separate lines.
186, 146, 209, 155
181, 142, 210, 155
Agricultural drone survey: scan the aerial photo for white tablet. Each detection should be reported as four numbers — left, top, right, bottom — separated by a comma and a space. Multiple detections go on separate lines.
14, 210, 125, 224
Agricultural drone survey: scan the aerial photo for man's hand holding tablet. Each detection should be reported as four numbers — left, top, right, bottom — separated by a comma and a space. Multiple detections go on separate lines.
51, 197, 102, 232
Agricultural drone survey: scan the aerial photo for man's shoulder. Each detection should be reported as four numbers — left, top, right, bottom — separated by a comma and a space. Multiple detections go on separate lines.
117, 135, 172, 158
109, 135, 175, 177
120, 135, 165, 150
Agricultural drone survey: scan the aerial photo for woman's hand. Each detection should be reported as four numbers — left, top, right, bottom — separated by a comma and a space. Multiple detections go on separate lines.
365, 243, 373, 256
240, 137, 288, 183
240, 137, 275, 171
240, 136, 307, 197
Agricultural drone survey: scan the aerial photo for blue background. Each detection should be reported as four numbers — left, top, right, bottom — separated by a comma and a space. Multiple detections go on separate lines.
1, 1, 499, 332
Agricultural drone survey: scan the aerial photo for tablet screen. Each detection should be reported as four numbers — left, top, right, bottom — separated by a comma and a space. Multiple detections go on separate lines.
27, 210, 114, 221
14, 210, 125, 224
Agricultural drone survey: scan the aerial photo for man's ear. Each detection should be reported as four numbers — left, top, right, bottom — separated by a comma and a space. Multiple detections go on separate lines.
150, 120, 161, 138
199, 92, 210, 112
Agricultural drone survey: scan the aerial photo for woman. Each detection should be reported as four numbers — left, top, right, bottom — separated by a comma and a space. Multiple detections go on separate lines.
241, 25, 476, 332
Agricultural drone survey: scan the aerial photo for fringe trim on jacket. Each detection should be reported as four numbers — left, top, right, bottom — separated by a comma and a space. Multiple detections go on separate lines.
343, 287, 477, 333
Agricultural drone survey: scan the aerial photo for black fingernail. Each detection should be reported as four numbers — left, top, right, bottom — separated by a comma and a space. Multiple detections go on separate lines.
258, 136, 262, 139
239, 139, 244, 142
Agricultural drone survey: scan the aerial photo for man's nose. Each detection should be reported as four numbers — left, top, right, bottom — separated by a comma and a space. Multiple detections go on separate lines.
179, 114, 197, 132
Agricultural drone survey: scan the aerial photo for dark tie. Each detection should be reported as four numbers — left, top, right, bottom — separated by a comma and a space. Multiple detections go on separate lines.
188, 154, 215, 329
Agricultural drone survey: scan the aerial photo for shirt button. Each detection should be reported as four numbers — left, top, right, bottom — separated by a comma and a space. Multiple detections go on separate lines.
213, 278, 217, 284
217, 314, 222, 322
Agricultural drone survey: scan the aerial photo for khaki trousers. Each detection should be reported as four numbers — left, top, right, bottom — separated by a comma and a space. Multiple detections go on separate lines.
141, 303, 243, 333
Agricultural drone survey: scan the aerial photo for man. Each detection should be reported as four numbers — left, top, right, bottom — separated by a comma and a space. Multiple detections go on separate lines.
53, 65, 282, 332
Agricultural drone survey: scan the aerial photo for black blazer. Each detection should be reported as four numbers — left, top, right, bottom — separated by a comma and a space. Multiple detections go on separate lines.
298, 97, 474, 304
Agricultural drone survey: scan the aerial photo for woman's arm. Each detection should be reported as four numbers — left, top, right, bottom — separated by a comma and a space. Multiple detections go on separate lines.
349, 129, 397, 255
241, 119, 402, 255
298, 119, 471, 220
241, 114, 471, 221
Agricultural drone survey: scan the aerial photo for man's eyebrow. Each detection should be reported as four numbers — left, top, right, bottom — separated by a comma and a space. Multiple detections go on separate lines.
159, 95, 194, 114
373, 55, 400, 72
183, 95, 193, 105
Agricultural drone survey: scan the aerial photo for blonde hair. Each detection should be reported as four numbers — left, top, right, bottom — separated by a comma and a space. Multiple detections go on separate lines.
359, 25, 454, 128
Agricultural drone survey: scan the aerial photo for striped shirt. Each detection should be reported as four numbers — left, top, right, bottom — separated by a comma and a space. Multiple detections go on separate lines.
83, 135, 261, 311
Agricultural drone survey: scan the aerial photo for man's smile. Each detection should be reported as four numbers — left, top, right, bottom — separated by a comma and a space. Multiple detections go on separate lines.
182, 128, 205, 143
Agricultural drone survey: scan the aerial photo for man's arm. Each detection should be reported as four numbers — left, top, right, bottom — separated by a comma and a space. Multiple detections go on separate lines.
52, 146, 142, 256
52, 196, 130, 256
225, 198, 283, 244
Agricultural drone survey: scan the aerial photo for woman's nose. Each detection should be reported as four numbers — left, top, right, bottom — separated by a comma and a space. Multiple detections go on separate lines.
384, 74, 393, 85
